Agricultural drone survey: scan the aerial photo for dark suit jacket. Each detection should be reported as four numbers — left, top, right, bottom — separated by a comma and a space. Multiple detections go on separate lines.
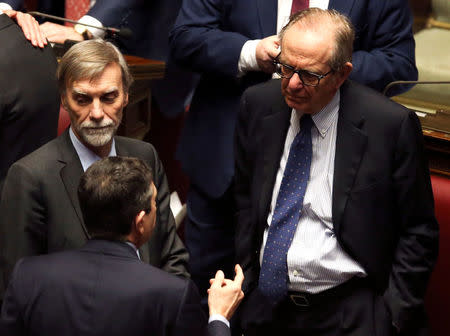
0, 131, 189, 302
234, 79, 438, 334
0, 239, 229, 336
0, 14, 59, 191
169, 0, 418, 198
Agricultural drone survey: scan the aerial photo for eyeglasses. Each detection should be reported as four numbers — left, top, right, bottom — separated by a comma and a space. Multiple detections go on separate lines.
273, 54, 333, 87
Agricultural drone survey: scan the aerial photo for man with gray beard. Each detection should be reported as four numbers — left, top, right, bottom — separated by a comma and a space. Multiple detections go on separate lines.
0, 40, 189, 306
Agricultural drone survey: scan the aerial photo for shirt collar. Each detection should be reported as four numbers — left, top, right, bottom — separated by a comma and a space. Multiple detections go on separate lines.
69, 127, 117, 171
125, 241, 141, 260
293, 90, 340, 138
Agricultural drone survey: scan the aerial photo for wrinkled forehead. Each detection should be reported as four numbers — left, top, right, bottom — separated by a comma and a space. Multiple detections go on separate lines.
65, 63, 125, 93
280, 27, 334, 66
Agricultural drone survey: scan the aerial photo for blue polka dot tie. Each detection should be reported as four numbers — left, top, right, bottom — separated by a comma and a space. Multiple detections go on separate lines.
259, 114, 313, 305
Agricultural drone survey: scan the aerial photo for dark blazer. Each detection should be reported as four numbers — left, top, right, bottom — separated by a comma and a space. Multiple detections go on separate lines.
0, 239, 229, 336
0, 131, 189, 302
234, 79, 438, 334
169, 0, 418, 198
0, 14, 59, 191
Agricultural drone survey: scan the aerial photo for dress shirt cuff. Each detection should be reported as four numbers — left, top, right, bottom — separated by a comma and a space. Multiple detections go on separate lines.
208, 314, 230, 328
237, 39, 261, 77
78, 15, 105, 38
0, 3, 13, 11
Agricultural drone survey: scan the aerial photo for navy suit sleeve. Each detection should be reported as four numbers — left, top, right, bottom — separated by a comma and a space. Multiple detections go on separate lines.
0, 259, 26, 336
169, 0, 249, 77
86, 0, 142, 27
172, 280, 209, 335
2, 0, 22, 9
383, 110, 438, 333
207, 320, 231, 336
348, 0, 417, 95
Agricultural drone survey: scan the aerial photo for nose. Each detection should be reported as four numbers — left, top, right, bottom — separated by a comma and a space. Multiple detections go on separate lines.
89, 98, 104, 120
288, 72, 304, 90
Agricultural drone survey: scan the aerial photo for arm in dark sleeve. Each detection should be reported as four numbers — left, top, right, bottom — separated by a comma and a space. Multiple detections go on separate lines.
86, 0, 143, 27
0, 163, 47, 303
169, 0, 249, 77
0, 259, 26, 336
234, 90, 260, 292
383, 110, 439, 333
349, 0, 418, 96
173, 279, 230, 336
147, 146, 189, 278
0, 1, 22, 10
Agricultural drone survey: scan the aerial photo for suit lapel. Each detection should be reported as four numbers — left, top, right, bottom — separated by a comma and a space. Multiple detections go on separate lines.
258, 95, 291, 233
256, 0, 277, 38
115, 138, 150, 263
332, 82, 367, 235
57, 131, 90, 239
328, 0, 356, 15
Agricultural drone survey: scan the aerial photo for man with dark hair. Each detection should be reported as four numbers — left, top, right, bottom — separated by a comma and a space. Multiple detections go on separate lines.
1, 156, 244, 336
234, 8, 438, 336
0, 40, 188, 304
78, 156, 156, 242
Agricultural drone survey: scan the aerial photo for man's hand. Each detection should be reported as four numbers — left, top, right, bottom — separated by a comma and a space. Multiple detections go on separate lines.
40, 22, 83, 44
208, 264, 245, 321
256, 35, 280, 73
4, 10, 47, 48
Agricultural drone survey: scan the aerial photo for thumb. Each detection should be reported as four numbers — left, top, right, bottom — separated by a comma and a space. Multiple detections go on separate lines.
210, 270, 225, 289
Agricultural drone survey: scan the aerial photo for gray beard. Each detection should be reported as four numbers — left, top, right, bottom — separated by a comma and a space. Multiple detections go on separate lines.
74, 118, 120, 148
78, 125, 118, 147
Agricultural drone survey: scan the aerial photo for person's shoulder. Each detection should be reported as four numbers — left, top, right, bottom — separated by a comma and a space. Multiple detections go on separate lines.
127, 260, 195, 301
244, 78, 282, 100
341, 80, 412, 122
115, 136, 157, 154
8, 136, 63, 174
114, 136, 160, 165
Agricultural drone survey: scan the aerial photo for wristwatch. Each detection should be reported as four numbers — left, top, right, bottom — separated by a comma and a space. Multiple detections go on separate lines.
74, 24, 93, 40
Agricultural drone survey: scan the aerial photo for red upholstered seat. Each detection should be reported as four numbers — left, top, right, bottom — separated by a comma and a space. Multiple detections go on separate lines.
426, 174, 450, 336
57, 105, 71, 136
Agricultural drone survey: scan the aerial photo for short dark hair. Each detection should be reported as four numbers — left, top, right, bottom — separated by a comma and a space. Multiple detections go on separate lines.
78, 157, 154, 241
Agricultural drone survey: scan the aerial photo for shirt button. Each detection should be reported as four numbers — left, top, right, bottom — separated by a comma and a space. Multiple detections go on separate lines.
293, 270, 299, 277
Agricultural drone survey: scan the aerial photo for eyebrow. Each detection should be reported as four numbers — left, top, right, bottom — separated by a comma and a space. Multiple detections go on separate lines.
71, 87, 119, 96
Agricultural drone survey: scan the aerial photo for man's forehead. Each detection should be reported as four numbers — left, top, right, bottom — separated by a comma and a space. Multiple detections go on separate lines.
281, 28, 333, 64
67, 63, 124, 92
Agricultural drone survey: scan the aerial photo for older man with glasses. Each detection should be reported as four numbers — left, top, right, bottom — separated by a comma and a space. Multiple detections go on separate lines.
234, 8, 437, 336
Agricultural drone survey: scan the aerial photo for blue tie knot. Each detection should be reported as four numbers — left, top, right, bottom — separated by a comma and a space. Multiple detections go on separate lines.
300, 114, 313, 132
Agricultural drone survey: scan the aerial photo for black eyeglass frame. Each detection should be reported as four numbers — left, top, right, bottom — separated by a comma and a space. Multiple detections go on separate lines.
273, 53, 333, 87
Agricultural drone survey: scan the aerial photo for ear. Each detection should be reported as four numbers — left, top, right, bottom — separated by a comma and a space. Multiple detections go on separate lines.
123, 92, 129, 107
134, 210, 146, 234
334, 62, 353, 88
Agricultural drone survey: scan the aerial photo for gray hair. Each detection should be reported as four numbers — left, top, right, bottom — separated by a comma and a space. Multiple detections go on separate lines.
279, 8, 355, 71
57, 39, 133, 95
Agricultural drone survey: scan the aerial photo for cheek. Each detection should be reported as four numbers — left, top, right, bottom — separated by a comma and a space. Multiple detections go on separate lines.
104, 104, 124, 122
66, 104, 88, 125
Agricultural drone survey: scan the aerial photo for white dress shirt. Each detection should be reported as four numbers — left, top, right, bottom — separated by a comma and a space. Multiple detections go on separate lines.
238, 0, 330, 75
69, 127, 117, 172
260, 91, 366, 294
0, 1, 105, 37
